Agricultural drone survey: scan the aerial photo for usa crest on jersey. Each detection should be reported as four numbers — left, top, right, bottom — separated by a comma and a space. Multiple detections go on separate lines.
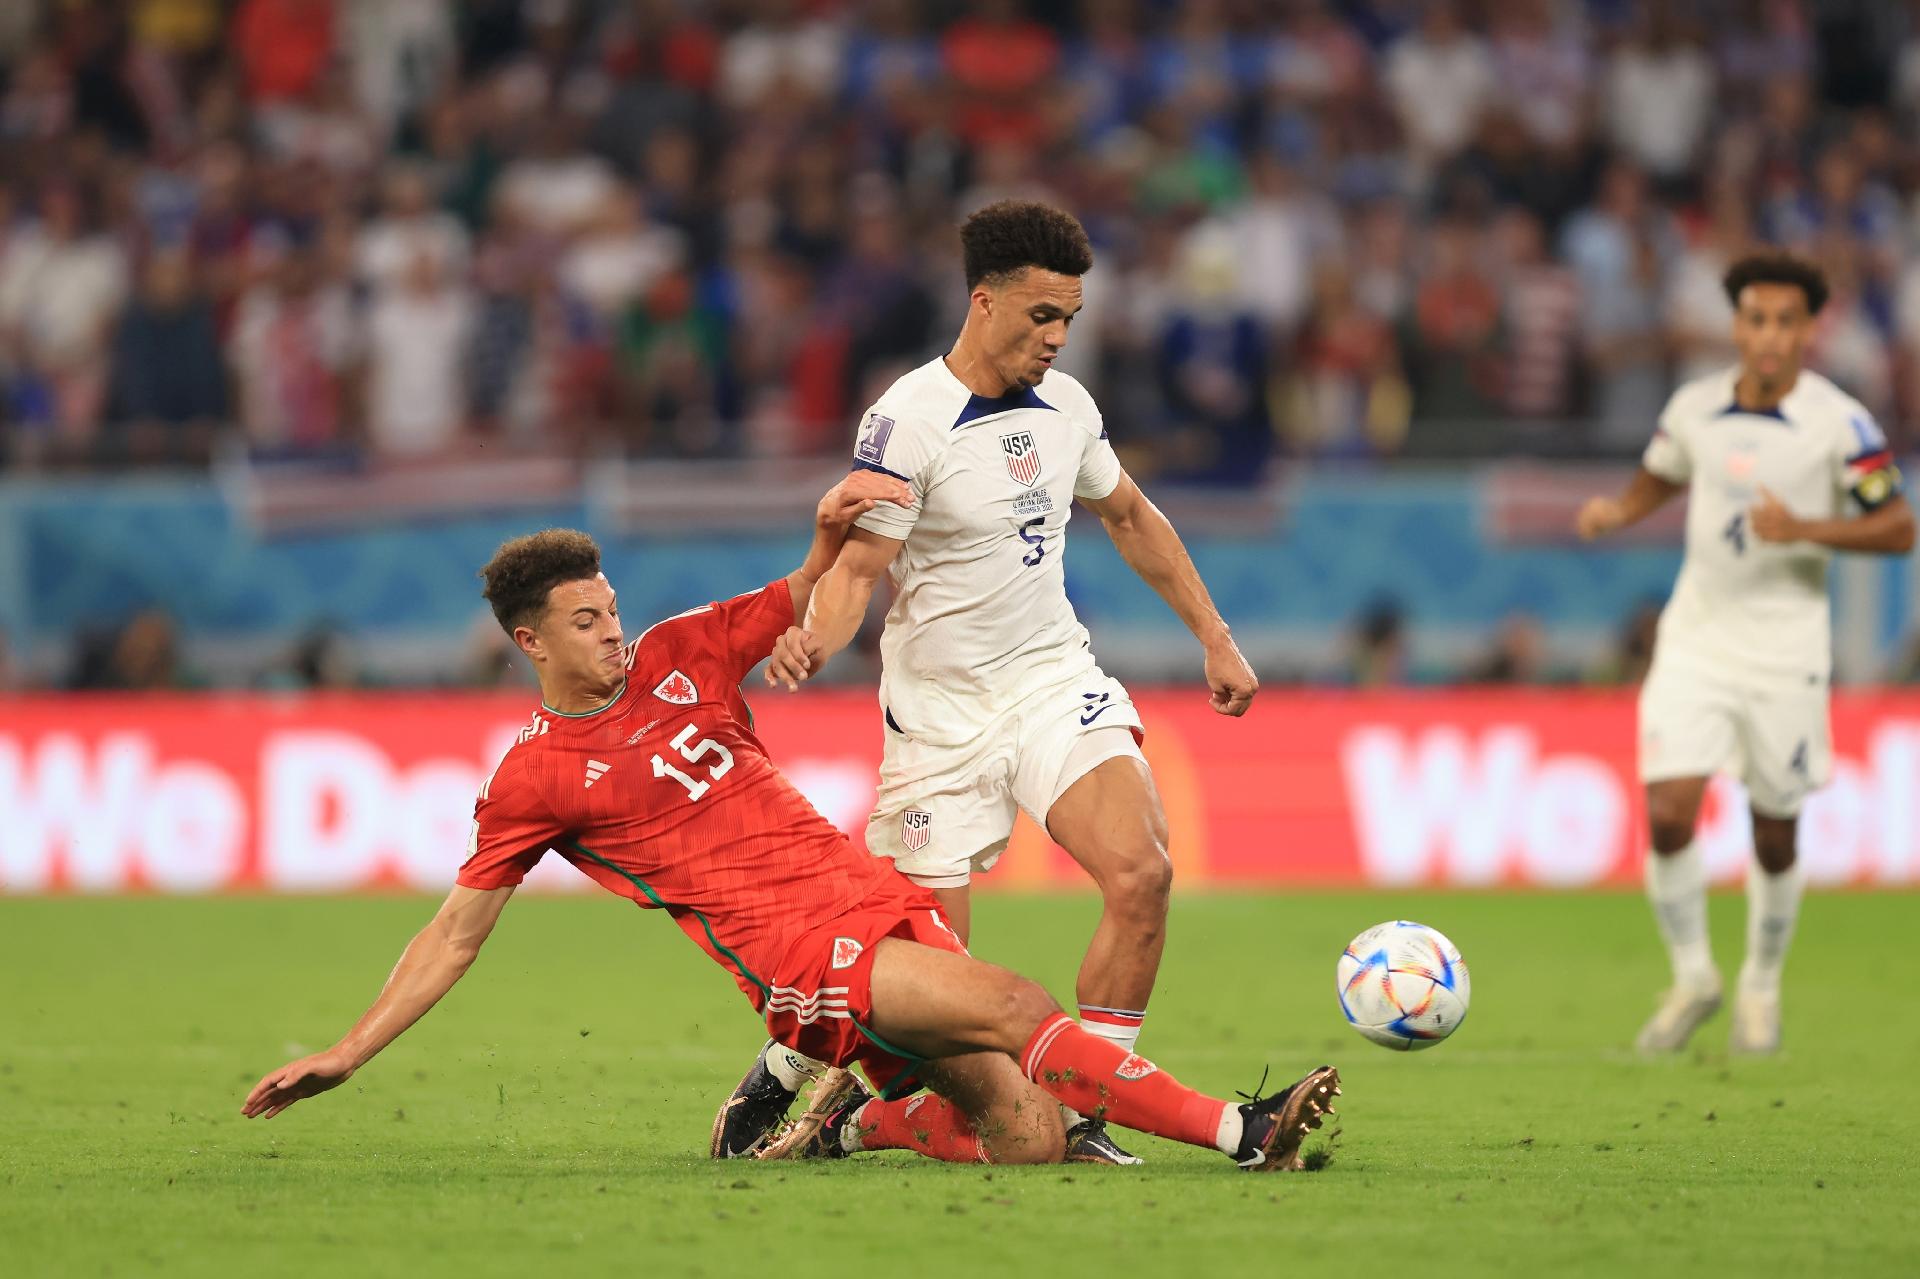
902, 809, 932, 852
1001, 430, 1040, 487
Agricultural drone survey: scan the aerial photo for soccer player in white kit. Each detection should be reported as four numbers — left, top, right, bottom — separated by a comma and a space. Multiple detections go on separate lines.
711, 201, 1259, 1164
1576, 252, 1913, 1055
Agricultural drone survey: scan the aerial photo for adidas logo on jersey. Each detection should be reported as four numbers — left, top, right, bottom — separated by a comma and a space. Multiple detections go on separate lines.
653, 670, 699, 705
584, 759, 611, 788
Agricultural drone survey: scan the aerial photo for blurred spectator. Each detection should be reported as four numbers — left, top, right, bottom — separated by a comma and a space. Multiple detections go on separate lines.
232, 0, 335, 105
229, 250, 355, 450
493, 113, 618, 238
942, 0, 1059, 149
68, 609, 195, 690
343, 0, 457, 146
357, 163, 470, 295
1154, 224, 1268, 482
1382, 1, 1493, 182
262, 622, 363, 690
558, 189, 685, 324
719, 0, 845, 113
1402, 219, 1503, 435
1348, 599, 1408, 688
0, 184, 128, 458
1279, 261, 1405, 458
106, 248, 225, 462
1226, 154, 1339, 337
1605, 12, 1717, 184
1486, 0, 1589, 151
366, 252, 472, 456
1465, 613, 1552, 685
1492, 208, 1581, 420
1582, 223, 1672, 450
1667, 180, 1753, 383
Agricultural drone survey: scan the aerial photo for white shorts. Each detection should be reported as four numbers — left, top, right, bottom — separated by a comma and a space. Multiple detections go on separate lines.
865, 670, 1147, 888
1638, 654, 1831, 819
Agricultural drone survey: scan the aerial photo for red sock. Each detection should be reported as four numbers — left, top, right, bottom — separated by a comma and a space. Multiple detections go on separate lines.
845, 1093, 988, 1163
1021, 1012, 1229, 1151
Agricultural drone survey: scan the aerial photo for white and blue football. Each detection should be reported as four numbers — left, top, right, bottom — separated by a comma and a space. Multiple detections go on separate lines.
1336, 921, 1470, 1051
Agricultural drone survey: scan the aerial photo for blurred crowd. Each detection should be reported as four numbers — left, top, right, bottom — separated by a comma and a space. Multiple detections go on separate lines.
6, 0, 1920, 484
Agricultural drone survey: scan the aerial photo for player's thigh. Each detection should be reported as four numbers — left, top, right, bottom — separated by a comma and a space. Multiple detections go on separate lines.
930, 884, 972, 944
1737, 679, 1830, 821
865, 938, 1061, 1060
1038, 748, 1168, 900
1638, 659, 1740, 792
867, 728, 1019, 890
919, 1053, 1065, 1165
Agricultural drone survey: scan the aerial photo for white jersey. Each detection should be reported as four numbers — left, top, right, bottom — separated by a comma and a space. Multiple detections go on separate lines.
848, 357, 1123, 746
1643, 367, 1903, 681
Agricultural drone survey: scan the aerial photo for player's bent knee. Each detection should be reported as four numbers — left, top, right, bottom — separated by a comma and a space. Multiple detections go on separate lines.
1752, 821, 1798, 873
990, 976, 1064, 1052
1101, 850, 1172, 922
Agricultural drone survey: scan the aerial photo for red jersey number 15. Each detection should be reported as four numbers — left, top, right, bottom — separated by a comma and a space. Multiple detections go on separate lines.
652, 722, 735, 801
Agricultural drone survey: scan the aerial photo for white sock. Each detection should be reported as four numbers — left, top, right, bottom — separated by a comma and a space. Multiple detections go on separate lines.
1738, 858, 1803, 996
763, 1042, 826, 1093
1645, 843, 1717, 992
1078, 1006, 1146, 1056
1214, 1104, 1245, 1156
1061, 1008, 1147, 1130
840, 1100, 876, 1154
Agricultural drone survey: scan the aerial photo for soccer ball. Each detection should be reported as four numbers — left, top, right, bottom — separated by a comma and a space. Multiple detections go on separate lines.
1336, 920, 1470, 1051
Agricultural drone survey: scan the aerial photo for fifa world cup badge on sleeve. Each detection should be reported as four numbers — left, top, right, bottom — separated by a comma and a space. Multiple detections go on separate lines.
856, 414, 896, 465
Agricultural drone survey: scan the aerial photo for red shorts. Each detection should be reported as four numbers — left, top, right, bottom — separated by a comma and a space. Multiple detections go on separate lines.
761, 872, 968, 1098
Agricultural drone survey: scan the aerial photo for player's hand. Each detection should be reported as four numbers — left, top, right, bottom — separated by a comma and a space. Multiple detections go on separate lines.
1204, 638, 1258, 717
818, 470, 912, 530
1575, 495, 1626, 541
1749, 486, 1803, 543
765, 625, 826, 691
241, 1049, 356, 1119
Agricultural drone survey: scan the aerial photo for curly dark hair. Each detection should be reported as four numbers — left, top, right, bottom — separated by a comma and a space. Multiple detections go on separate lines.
480, 528, 603, 634
1723, 251, 1829, 315
960, 200, 1094, 288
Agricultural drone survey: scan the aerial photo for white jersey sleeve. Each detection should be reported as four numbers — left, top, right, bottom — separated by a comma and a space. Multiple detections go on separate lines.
1043, 369, 1123, 500
1831, 402, 1905, 511
851, 404, 948, 540
1642, 389, 1693, 483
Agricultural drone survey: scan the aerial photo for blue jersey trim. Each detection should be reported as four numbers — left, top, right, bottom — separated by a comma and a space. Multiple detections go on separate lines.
851, 459, 912, 483
952, 386, 1056, 430
1715, 400, 1792, 425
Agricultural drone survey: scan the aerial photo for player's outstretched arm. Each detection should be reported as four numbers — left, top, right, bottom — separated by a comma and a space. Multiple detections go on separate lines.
1576, 467, 1684, 540
787, 470, 914, 617
1080, 471, 1257, 716
1750, 486, 1917, 554
240, 883, 515, 1119
767, 527, 903, 690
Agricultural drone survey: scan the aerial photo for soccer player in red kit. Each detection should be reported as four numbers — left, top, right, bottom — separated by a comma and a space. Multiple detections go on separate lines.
241, 477, 1341, 1171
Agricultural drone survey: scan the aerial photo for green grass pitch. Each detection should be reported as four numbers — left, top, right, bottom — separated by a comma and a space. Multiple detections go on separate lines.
4, 890, 1917, 1277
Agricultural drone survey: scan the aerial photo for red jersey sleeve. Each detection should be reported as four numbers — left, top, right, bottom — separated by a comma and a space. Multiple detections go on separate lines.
690, 580, 797, 684
457, 750, 567, 890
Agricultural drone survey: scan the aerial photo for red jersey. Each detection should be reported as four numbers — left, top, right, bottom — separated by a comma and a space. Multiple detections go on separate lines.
456, 581, 897, 1008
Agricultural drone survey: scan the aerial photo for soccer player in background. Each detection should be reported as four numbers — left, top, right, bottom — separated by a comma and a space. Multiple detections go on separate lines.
713, 200, 1260, 1165
240, 510, 1340, 1174
1576, 252, 1914, 1055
